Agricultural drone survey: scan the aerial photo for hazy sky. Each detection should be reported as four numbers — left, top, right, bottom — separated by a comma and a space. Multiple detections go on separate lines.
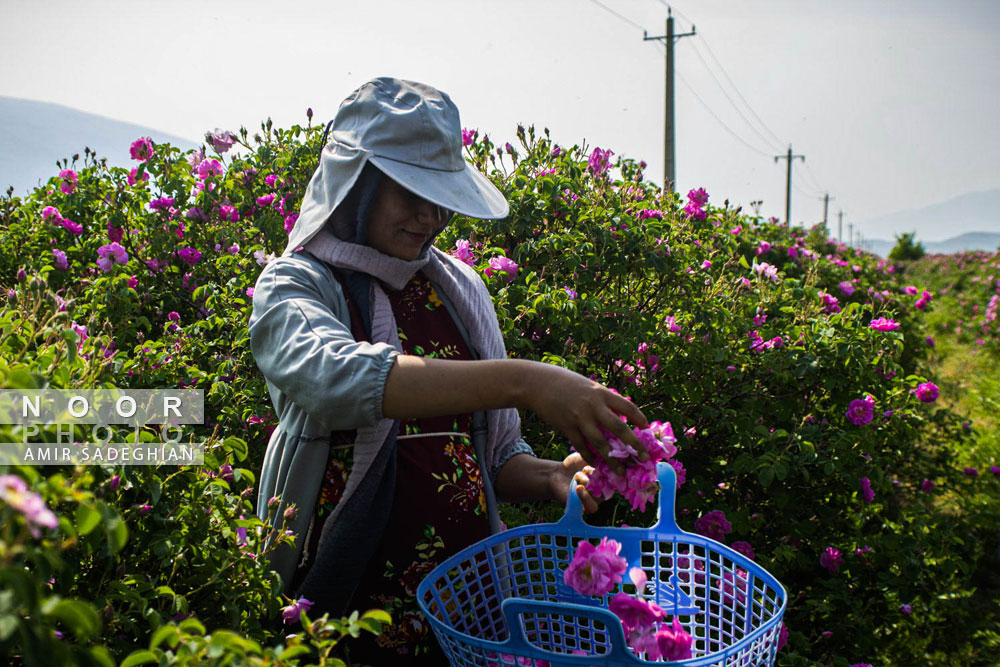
3, 0, 998, 239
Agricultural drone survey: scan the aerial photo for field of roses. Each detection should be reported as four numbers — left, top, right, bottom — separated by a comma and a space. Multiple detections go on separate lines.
0, 115, 998, 666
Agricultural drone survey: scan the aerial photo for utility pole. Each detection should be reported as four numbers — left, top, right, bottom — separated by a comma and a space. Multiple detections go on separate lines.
837, 210, 844, 243
774, 146, 805, 226
848, 222, 854, 248
822, 193, 833, 226
644, 8, 695, 193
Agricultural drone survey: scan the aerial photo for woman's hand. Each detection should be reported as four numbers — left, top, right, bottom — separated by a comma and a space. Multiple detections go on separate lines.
519, 362, 649, 474
494, 453, 600, 514
547, 452, 599, 514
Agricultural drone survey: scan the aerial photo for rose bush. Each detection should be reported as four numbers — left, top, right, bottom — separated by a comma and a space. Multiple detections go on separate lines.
0, 115, 996, 665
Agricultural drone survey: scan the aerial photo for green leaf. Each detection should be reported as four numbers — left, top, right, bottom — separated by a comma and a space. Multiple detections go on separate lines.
0, 590, 12, 614
362, 609, 392, 624
278, 645, 313, 660
106, 514, 128, 554
178, 617, 206, 635
150, 624, 180, 649
87, 647, 117, 667
224, 436, 248, 462
358, 617, 385, 634
46, 598, 101, 640
75, 504, 101, 536
120, 650, 159, 667
0, 615, 16, 641
759, 468, 775, 488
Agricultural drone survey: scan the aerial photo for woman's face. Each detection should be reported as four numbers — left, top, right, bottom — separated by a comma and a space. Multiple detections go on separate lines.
366, 178, 449, 260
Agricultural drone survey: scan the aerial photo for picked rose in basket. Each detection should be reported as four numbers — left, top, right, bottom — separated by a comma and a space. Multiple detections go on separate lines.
562, 538, 694, 661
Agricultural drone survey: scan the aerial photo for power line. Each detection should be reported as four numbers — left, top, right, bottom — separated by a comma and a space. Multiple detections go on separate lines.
598, 1, 835, 212
685, 38, 787, 154
797, 168, 825, 195
651, 4, 826, 193
673, 64, 776, 157
792, 179, 823, 200
793, 163, 825, 197
691, 33, 787, 149
661, 2, 789, 151
586, 0, 647, 31
801, 160, 827, 194
593, 2, 785, 160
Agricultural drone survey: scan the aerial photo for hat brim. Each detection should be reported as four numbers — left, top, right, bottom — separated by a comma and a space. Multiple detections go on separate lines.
368, 155, 509, 220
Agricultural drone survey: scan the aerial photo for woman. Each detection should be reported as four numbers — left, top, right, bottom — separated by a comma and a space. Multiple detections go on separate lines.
249, 77, 648, 663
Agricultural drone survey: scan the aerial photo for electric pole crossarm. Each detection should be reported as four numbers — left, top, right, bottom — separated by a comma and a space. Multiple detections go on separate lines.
774, 146, 805, 226
643, 29, 697, 41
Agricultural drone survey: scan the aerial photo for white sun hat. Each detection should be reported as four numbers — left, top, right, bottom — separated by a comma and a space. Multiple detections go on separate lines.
285, 77, 509, 255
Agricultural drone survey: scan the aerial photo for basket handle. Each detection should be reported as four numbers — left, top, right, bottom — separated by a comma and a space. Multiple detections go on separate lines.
561, 461, 682, 534
499, 598, 637, 663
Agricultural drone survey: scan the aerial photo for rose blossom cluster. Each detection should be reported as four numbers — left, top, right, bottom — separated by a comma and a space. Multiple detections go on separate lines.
914, 381, 939, 404
584, 420, 683, 512
205, 128, 238, 153
452, 239, 476, 266
845, 395, 875, 426
130, 137, 154, 162
562, 537, 628, 597
564, 542, 693, 660
0, 474, 59, 538
96, 242, 128, 272
683, 187, 708, 220
484, 255, 519, 282
869, 317, 900, 332
587, 147, 614, 176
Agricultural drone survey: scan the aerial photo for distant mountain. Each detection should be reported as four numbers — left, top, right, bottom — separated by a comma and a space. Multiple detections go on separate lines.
855, 188, 1000, 243
0, 97, 199, 197
864, 231, 1000, 258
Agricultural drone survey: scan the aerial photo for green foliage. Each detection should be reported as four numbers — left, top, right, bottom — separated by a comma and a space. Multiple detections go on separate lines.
888, 231, 926, 261
0, 117, 996, 665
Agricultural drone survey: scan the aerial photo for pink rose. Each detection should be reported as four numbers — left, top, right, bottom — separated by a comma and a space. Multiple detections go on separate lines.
694, 510, 732, 542
655, 617, 694, 661
129, 137, 154, 162
563, 537, 628, 597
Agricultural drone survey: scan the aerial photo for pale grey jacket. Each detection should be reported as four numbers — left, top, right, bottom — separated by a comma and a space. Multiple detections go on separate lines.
248, 248, 532, 596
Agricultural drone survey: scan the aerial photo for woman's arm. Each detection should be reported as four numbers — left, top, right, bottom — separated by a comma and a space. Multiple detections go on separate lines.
494, 452, 599, 513
382, 355, 649, 471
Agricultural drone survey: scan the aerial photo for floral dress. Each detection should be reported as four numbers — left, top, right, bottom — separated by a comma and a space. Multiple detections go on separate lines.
302, 271, 491, 665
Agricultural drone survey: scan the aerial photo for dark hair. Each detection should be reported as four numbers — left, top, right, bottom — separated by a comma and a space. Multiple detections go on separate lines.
324, 161, 384, 244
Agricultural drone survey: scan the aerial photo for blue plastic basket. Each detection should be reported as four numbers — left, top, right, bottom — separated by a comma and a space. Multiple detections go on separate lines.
417, 462, 786, 666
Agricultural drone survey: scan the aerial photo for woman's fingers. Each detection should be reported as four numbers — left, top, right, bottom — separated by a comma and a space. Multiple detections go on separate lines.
611, 393, 649, 429
565, 460, 599, 514
573, 468, 599, 514
525, 361, 650, 470
602, 391, 650, 455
